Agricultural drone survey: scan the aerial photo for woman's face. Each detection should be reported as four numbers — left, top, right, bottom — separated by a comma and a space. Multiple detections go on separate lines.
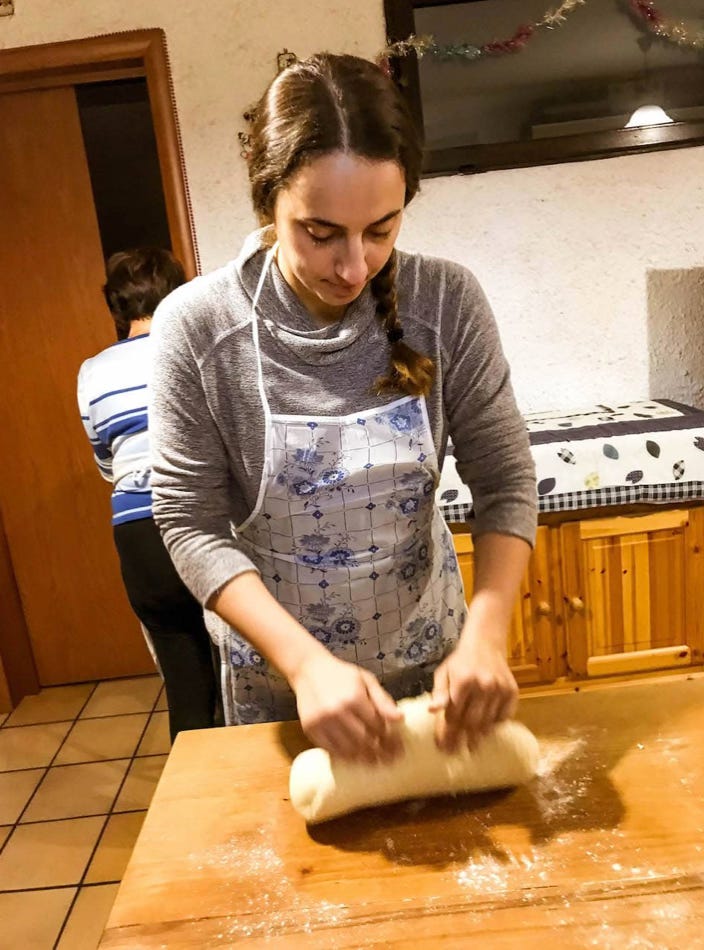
272, 151, 406, 323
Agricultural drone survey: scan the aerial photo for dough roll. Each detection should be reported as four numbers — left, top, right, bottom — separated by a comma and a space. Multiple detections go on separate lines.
289, 695, 540, 824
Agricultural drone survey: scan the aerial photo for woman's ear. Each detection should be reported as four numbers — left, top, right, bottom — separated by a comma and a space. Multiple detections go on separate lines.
261, 222, 277, 247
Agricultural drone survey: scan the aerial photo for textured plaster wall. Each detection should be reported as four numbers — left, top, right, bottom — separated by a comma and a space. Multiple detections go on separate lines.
2, 0, 703, 411
402, 149, 704, 411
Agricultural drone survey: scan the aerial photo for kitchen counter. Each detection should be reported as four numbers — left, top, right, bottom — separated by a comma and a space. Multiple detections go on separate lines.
100, 674, 704, 948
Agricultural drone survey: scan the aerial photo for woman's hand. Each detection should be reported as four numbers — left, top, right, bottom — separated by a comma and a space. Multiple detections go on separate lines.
429, 532, 529, 752
291, 653, 403, 763
429, 629, 518, 753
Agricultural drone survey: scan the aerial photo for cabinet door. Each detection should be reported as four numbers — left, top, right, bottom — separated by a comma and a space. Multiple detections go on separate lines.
453, 527, 564, 684
561, 508, 704, 677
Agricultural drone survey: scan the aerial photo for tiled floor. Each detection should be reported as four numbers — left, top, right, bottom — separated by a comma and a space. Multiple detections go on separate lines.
0, 675, 170, 949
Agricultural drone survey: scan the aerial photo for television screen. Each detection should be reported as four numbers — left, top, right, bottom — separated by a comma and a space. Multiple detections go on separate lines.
388, 0, 704, 174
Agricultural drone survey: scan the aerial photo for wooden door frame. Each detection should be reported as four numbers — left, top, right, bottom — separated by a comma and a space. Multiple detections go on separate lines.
0, 28, 199, 277
0, 509, 37, 707
0, 30, 197, 707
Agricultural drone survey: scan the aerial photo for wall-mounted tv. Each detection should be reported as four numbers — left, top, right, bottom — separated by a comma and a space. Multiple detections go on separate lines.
384, 0, 704, 175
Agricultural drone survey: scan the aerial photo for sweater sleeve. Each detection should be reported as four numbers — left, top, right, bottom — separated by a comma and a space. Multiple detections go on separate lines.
149, 298, 259, 605
76, 362, 114, 483
441, 266, 537, 547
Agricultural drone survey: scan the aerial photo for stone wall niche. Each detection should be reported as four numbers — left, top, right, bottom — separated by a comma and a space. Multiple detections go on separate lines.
647, 267, 704, 409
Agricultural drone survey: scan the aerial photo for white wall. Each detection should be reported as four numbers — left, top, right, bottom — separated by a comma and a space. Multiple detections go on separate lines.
3, 0, 703, 412
402, 149, 704, 411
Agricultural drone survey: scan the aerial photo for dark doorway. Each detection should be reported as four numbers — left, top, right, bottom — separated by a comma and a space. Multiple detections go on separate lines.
76, 77, 171, 259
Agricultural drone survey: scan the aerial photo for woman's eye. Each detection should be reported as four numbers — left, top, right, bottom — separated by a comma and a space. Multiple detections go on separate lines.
368, 230, 392, 241
307, 231, 334, 245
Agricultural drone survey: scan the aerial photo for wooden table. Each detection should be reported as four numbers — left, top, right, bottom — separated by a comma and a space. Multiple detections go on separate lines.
100, 675, 704, 948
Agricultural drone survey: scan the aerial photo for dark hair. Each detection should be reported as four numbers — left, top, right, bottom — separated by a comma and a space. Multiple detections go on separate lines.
103, 247, 186, 341
247, 53, 434, 398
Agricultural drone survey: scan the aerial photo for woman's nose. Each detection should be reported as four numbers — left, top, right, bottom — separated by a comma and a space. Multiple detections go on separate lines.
335, 237, 367, 286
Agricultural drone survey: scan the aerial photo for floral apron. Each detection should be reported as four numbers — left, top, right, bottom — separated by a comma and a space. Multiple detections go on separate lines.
212, 248, 466, 724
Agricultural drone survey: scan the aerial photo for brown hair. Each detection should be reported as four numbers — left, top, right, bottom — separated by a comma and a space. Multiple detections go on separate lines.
103, 247, 186, 341
247, 53, 435, 397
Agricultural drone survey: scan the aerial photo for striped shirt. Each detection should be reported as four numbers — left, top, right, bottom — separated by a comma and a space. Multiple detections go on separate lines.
77, 333, 153, 525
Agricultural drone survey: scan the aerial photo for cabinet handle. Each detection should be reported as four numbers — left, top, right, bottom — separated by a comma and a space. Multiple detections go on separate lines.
536, 601, 552, 616
569, 596, 585, 612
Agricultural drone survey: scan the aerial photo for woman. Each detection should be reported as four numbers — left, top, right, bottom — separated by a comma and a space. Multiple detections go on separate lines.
77, 247, 218, 742
150, 54, 536, 761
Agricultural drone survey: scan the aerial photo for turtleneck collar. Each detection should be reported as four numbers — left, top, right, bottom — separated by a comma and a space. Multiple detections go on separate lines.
235, 228, 379, 366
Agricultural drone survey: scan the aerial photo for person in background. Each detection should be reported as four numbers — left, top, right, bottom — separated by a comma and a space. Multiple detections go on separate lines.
149, 54, 537, 761
77, 247, 219, 742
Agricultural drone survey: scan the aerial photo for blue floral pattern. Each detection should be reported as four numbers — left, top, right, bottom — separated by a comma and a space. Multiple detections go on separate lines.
275, 434, 354, 511
302, 603, 363, 648
293, 527, 360, 571
229, 640, 266, 670
378, 399, 426, 439
439, 527, 459, 575
394, 615, 448, 666
221, 395, 466, 725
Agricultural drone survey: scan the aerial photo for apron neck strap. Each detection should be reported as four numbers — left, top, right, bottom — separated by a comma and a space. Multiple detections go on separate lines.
252, 241, 278, 316
250, 241, 277, 458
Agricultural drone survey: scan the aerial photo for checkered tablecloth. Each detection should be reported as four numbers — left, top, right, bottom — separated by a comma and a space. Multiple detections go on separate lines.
438, 399, 704, 523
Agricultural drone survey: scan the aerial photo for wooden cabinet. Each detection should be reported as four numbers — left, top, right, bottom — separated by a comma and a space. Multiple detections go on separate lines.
451, 505, 704, 686
453, 526, 565, 686
560, 507, 704, 678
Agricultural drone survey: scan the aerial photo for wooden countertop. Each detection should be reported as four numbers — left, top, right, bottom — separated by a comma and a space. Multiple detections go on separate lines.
100, 675, 704, 948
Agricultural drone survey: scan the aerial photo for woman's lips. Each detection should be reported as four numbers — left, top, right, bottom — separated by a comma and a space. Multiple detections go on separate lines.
325, 279, 364, 296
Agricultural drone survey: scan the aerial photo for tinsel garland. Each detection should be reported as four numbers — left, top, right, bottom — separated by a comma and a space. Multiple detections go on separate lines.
381, 0, 704, 63
380, 0, 587, 63
629, 0, 704, 51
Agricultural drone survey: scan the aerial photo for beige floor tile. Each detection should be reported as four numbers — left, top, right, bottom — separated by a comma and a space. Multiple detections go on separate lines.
155, 685, 168, 711
22, 760, 130, 822
0, 712, 8, 726
54, 713, 149, 765
56, 882, 119, 950
0, 825, 11, 848
84, 811, 146, 884
0, 768, 44, 824
0, 887, 76, 950
0, 721, 72, 771
0, 815, 104, 888
5, 683, 95, 727
81, 676, 161, 719
114, 754, 168, 812
136, 711, 171, 756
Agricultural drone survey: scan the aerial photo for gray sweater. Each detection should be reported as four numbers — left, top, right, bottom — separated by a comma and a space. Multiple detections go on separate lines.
150, 230, 537, 606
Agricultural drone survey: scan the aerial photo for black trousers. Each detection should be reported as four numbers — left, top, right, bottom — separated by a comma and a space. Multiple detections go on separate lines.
113, 517, 218, 741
